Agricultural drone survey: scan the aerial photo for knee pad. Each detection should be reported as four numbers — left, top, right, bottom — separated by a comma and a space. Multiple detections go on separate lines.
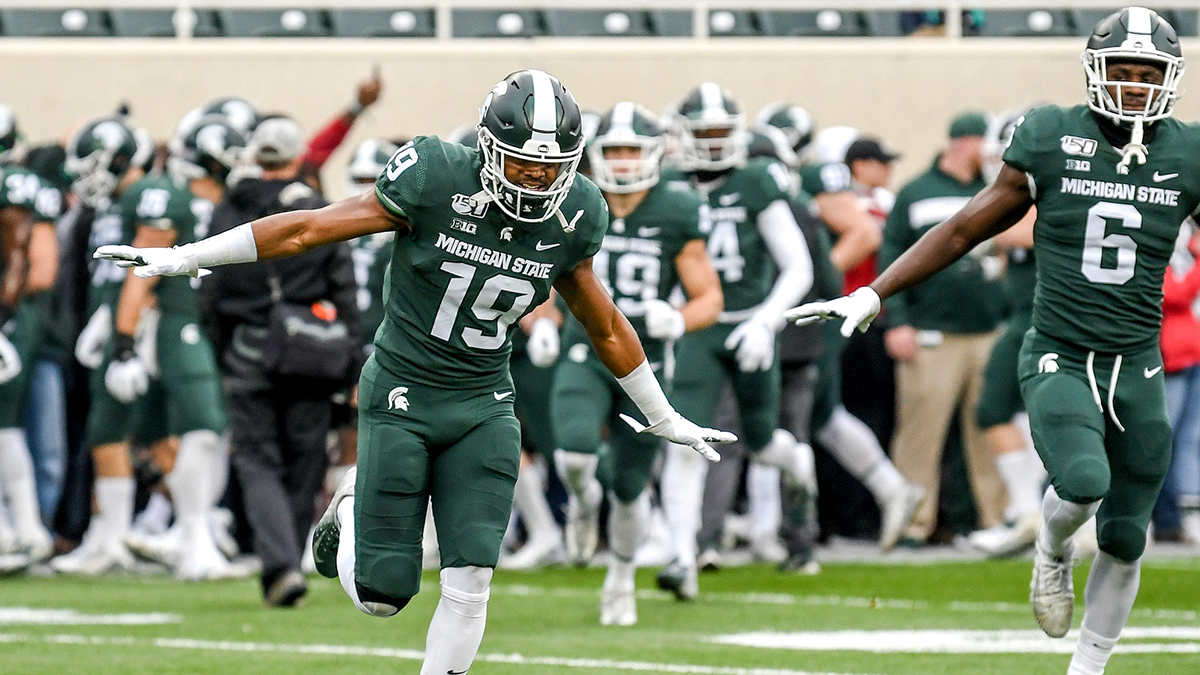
554, 450, 599, 497
440, 566, 492, 617
355, 580, 410, 617
1057, 456, 1111, 503
1097, 517, 1148, 563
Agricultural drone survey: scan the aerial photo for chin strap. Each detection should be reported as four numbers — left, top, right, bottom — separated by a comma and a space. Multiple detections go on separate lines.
1116, 116, 1147, 175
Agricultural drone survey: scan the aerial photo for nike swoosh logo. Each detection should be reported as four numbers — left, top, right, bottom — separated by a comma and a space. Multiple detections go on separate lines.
493, 391, 512, 401
448, 670, 468, 675
1145, 366, 1163, 378
718, 192, 740, 206
1152, 171, 1179, 182
535, 241, 560, 251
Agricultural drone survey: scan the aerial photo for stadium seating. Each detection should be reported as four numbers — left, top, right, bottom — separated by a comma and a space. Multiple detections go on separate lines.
109, 8, 223, 38
1, 8, 112, 37
707, 10, 762, 37
543, 9, 655, 37
966, 9, 1075, 37
761, 10, 869, 37
1074, 9, 1197, 37
217, 9, 331, 38
451, 9, 545, 38
328, 9, 436, 38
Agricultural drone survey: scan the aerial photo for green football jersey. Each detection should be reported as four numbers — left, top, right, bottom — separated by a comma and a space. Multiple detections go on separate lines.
373, 135, 608, 389
350, 232, 395, 346
561, 178, 708, 363
1004, 104, 1200, 352
665, 157, 794, 315
799, 162, 853, 198
0, 165, 57, 280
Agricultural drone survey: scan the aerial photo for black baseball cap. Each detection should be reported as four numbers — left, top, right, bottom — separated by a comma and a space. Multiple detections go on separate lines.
844, 137, 900, 164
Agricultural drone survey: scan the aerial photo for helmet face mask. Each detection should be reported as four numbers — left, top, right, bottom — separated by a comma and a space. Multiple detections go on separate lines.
66, 116, 140, 209
168, 115, 249, 187
674, 83, 747, 172
1082, 7, 1186, 126
476, 70, 584, 224
587, 102, 665, 194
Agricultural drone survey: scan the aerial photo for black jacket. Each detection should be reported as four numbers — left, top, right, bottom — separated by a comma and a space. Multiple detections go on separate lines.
201, 178, 359, 369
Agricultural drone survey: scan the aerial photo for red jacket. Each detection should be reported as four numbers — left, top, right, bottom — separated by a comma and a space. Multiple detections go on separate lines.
1161, 239, 1200, 374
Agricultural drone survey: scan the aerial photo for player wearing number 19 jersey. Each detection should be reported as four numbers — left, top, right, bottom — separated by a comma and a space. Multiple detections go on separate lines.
786, 9, 1199, 674
96, 70, 735, 675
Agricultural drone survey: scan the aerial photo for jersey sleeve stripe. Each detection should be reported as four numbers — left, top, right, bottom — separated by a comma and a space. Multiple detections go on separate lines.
374, 185, 407, 219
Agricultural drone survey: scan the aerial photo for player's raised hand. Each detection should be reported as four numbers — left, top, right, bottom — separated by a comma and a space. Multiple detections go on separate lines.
94, 245, 209, 279
783, 287, 881, 337
619, 412, 736, 463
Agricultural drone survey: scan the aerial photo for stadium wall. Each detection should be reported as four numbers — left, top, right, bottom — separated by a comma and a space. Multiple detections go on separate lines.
7, 37, 1197, 197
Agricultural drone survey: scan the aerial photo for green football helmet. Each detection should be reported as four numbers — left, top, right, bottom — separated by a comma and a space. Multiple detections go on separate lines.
587, 102, 665, 194
65, 115, 140, 208
168, 114, 249, 186
345, 138, 399, 197
983, 104, 1037, 183
755, 103, 814, 168
175, 96, 260, 143
0, 104, 18, 164
476, 69, 584, 223
1083, 7, 1185, 126
673, 82, 747, 172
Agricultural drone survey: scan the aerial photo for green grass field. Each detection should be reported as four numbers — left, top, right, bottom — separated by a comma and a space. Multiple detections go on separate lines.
3, 558, 1200, 675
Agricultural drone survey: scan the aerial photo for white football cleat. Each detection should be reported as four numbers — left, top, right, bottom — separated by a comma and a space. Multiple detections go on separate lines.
600, 580, 637, 626
1030, 537, 1075, 638
655, 559, 698, 601
499, 536, 566, 570
51, 526, 134, 576
967, 513, 1039, 558
564, 489, 601, 566
127, 525, 182, 567
175, 522, 244, 581
17, 525, 54, 563
750, 535, 788, 564
209, 508, 240, 559
880, 480, 926, 552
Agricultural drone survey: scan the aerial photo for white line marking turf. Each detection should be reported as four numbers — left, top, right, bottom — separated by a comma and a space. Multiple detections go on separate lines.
710, 627, 1200, 654
0, 607, 180, 625
0, 632, 885, 675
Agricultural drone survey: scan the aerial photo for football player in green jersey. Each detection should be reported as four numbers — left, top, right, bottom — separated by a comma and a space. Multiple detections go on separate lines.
655, 83, 817, 599
787, 8, 1196, 673
0, 103, 60, 568
550, 102, 722, 625
97, 70, 734, 675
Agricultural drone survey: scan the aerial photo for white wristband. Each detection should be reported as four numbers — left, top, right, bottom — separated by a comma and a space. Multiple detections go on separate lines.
616, 360, 673, 427
182, 223, 259, 268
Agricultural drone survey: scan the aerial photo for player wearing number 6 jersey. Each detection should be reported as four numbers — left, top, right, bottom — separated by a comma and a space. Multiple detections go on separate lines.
786, 8, 1199, 674
95, 69, 735, 675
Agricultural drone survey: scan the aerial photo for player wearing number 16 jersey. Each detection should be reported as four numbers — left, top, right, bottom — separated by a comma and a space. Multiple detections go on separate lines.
95, 69, 735, 675
786, 8, 1199, 674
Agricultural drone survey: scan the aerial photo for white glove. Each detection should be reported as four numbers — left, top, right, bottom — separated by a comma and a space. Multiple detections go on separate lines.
135, 308, 161, 377
724, 316, 777, 372
105, 357, 149, 403
642, 299, 686, 341
619, 411, 736, 463
527, 318, 560, 368
75, 305, 112, 369
93, 245, 209, 279
0, 331, 20, 385
783, 287, 882, 337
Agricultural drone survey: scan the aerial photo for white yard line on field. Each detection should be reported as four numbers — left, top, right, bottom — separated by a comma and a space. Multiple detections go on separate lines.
1, 632, 886, 675
0, 607, 181, 625
487, 584, 1200, 621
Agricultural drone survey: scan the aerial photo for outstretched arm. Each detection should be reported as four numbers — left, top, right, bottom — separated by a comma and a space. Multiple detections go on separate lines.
554, 258, 736, 460
95, 192, 405, 277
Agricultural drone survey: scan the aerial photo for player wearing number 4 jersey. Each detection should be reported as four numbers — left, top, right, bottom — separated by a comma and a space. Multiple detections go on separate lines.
96, 69, 735, 675
787, 8, 1199, 674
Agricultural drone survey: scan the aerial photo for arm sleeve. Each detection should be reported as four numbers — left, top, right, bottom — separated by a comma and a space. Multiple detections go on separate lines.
301, 114, 354, 169
879, 193, 914, 326
374, 136, 435, 221
756, 199, 813, 321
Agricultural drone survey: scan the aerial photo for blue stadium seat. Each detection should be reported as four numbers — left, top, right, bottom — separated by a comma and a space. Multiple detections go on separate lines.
452, 10, 545, 38
707, 10, 762, 37
1, 9, 111, 37
761, 10, 868, 37
544, 10, 654, 37
109, 9, 222, 38
967, 9, 1075, 37
329, 9, 435, 38
217, 9, 331, 38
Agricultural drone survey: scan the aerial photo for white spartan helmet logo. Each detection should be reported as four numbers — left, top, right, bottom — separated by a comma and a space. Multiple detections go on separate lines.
388, 386, 409, 411
500, 227, 513, 242
1038, 353, 1060, 374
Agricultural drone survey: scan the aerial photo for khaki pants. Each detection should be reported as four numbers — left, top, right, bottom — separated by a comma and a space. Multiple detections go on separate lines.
892, 330, 1007, 541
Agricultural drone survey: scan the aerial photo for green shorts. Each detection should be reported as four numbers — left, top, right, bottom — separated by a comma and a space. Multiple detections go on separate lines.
353, 354, 521, 600
85, 311, 224, 447
975, 312, 1031, 429
550, 347, 661, 503
671, 323, 780, 451
0, 293, 52, 429
1018, 328, 1172, 562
